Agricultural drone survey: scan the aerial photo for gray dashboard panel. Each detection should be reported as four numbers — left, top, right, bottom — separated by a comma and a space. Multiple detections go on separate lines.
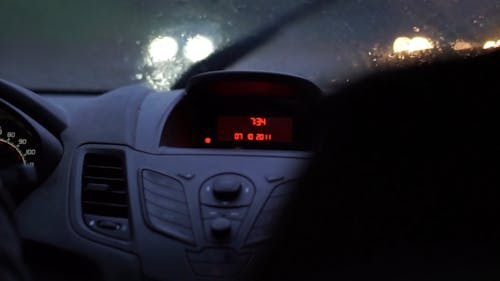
14, 80, 312, 281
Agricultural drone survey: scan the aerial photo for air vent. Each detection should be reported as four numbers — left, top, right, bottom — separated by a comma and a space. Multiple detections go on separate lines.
82, 153, 129, 218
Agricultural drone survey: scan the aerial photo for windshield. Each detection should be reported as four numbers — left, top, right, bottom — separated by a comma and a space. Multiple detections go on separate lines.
1, 0, 500, 92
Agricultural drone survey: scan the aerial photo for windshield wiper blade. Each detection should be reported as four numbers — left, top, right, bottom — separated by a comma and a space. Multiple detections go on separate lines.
172, 0, 331, 89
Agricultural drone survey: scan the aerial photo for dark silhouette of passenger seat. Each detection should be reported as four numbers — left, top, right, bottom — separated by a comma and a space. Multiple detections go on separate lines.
257, 50, 500, 281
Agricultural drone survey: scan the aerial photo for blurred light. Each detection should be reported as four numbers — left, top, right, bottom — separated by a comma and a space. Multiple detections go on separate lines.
148, 36, 179, 63
483, 40, 500, 49
451, 40, 473, 51
140, 61, 186, 91
184, 35, 215, 62
393, 36, 434, 53
137, 35, 187, 90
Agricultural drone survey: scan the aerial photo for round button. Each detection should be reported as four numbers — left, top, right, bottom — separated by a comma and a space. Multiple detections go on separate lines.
210, 217, 232, 238
212, 179, 242, 201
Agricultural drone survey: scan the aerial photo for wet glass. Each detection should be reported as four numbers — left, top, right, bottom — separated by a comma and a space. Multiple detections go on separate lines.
0, 0, 499, 91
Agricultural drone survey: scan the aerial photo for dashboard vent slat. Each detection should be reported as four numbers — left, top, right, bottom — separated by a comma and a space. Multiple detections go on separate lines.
82, 153, 129, 218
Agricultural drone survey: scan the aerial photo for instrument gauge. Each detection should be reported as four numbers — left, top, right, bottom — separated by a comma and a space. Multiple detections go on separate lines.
0, 108, 39, 169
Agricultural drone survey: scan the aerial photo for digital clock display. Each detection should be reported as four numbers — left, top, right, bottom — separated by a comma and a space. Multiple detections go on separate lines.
216, 116, 293, 143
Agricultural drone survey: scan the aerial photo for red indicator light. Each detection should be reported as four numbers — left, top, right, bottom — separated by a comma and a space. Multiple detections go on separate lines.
204, 137, 212, 144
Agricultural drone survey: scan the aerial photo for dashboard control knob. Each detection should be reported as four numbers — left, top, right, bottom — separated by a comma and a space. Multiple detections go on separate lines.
210, 217, 232, 238
212, 179, 242, 201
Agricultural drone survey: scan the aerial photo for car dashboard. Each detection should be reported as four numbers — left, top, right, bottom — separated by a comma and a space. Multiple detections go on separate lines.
0, 71, 320, 281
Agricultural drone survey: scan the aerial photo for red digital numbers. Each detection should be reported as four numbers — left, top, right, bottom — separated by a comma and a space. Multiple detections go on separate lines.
250, 117, 267, 126
233, 132, 272, 141
217, 116, 292, 143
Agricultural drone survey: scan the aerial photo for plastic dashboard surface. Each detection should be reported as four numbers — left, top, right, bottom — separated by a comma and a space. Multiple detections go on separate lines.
1, 72, 321, 281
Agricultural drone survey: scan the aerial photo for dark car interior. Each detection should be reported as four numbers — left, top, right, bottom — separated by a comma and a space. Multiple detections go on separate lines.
1, 47, 500, 281
2, 1, 500, 281
1, 69, 319, 281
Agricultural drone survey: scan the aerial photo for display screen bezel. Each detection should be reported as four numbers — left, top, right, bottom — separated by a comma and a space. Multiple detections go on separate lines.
160, 72, 320, 150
